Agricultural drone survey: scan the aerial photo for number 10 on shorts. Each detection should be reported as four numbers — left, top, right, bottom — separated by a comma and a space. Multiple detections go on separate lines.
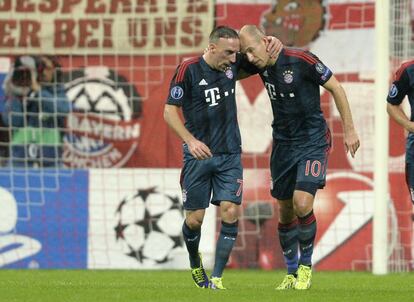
305, 160, 322, 177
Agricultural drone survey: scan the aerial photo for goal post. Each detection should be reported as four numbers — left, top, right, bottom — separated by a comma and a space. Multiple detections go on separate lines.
373, 0, 390, 275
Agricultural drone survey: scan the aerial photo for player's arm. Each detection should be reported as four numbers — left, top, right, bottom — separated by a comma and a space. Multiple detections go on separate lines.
387, 103, 414, 132
387, 65, 412, 131
323, 75, 360, 157
163, 104, 212, 160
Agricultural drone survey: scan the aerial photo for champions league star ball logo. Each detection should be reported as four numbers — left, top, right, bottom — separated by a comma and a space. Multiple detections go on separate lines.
114, 187, 185, 264
63, 67, 142, 168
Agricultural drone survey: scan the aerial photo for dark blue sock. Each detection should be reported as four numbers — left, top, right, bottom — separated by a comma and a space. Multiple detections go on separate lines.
212, 221, 238, 278
298, 210, 317, 266
182, 221, 201, 268
278, 220, 299, 275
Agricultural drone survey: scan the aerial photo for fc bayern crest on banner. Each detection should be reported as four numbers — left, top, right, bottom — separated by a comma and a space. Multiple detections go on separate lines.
225, 68, 233, 79
62, 66, 142, 168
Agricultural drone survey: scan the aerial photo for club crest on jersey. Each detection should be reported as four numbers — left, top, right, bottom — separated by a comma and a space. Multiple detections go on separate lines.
283, 70, 294, 84
225, 68, 233, 79
171, 86, 184, 99
388, 84, 398, 98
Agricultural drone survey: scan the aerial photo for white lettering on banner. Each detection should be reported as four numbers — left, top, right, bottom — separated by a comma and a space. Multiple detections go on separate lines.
67, 114, 140, 141
63, 146, 127, 168
0, 0, 214, 55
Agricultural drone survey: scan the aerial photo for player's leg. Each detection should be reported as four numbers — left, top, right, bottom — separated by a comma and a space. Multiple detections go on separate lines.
292, 190, 315, 290
183, 209, 209, 288
293, 146, 330, 290
270, 144, 299, 289
209, 153, 243, 289
275, 198, 298, 290
180, 158, 212, 288
293, 189, 316, 267
183, 209, 205, 268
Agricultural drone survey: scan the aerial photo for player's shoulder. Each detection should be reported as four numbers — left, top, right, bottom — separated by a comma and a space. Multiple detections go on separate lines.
395, 60, 414, 81
175, 56, 201, 83
282, 47, 319, 65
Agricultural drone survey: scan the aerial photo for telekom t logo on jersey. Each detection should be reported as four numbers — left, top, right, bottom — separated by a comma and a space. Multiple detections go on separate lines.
205, 87, 220, 106
265, 82, 277, 100
204, 87, 235, 106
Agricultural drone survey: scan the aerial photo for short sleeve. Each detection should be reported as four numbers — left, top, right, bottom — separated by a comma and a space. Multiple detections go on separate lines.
303, 51, 333, 86
387, 67, 410, 105
166, 63, 191, 107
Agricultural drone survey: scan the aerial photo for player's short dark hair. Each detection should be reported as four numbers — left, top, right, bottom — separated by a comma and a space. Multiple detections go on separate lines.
209, 26, 239, 43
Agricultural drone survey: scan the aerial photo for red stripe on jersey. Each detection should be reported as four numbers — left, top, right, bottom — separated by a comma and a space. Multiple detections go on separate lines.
284, 49, 317, 65
395, 60, 414, 81
175, 57, 199, 83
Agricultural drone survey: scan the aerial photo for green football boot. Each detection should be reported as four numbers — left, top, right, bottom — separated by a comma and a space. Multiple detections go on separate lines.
294, 265, 312, 290
276, 274, 296, 290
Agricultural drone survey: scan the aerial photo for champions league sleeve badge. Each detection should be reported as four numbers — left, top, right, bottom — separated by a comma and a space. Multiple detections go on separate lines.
388, 84, 398, 98
315, 62, 326, 74
170, 86, 184, 99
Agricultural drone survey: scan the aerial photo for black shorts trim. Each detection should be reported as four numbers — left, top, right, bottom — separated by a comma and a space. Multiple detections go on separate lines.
295, 181, 322, 196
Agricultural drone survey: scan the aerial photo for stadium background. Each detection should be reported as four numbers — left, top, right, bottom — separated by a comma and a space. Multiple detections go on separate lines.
0, 0, 412, 272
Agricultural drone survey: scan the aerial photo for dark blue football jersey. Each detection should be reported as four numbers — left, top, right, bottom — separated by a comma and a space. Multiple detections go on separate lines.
387, 60, 414, 163
167, 54, 247, 155
258, 48, 332, 146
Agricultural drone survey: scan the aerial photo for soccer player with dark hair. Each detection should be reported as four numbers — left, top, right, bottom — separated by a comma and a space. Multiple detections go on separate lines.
387, 60, 414, 204
238, 25, 360, 290
164, 26, 281, 289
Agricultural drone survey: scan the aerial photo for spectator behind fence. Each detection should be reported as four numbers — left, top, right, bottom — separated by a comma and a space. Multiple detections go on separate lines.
1, 55, 71, 167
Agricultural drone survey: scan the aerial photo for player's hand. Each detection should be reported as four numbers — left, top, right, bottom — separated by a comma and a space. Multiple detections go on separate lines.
265, 36, 283, 59
187, 138, 212, 160
344, 129, 360, 158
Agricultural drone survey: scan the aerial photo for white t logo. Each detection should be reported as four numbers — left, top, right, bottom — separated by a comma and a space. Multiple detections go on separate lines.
264, 82, 277, 100
205, 87, 220, 106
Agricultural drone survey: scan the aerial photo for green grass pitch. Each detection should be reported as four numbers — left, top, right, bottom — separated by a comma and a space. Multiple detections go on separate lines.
0, 270, 413, 302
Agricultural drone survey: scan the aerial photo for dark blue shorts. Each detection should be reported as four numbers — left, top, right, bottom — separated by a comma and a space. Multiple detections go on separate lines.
180, 153, 243, 210
270, 143, 331, 200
